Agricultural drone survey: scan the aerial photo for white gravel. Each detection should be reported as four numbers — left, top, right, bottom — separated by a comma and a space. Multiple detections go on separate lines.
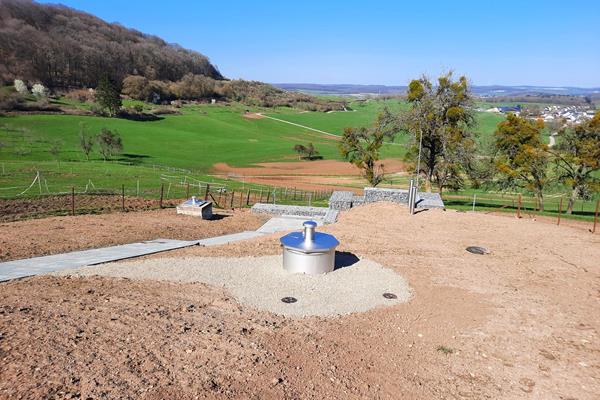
54, 255, 411, 317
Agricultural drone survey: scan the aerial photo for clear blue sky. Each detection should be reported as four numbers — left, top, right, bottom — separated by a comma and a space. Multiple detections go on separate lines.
40, 0, 600, 87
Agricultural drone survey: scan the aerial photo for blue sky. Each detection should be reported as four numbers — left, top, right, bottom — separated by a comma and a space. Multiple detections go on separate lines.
40, 0, 600, 87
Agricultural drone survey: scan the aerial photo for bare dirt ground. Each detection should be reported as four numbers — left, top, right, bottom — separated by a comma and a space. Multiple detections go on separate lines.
0, 195, 182, 223
0, 209, 266, 262
1, 203, 599, 399
213, 159, 407, 192
242, 112, 265, 119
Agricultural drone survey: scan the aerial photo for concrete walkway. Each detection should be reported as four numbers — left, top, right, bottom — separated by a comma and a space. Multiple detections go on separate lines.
0, 216, 318, 282
0, 239, 198, 282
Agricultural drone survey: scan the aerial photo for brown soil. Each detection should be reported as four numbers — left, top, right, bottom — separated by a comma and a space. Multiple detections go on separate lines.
242, 112, 264, 119
213, 159, 407, 192
1, 203, 599, 399
0, 195, 183, 223
0, 208, 266, 262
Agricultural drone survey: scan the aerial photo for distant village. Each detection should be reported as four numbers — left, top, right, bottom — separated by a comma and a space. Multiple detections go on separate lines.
483, 104, 596, 125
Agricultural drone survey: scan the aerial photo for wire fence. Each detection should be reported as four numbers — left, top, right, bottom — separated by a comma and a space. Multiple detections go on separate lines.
0, 170, 333, 222
443, 192, 600, 232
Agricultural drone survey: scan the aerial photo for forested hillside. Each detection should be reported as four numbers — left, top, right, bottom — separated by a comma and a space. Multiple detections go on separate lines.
0, 0, 223, 88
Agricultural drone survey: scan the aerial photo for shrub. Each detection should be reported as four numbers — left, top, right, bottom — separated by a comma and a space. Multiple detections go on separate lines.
0, 91, 24, 111
13, 79, 28, 95
31, 83, 48, 97
66, 88, 95, 103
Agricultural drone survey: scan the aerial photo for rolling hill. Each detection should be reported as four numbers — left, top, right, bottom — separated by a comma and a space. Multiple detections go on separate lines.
0, 0, 223, 88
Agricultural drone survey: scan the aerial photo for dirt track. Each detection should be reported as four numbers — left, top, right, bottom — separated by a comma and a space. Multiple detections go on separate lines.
1, 203, 599, 399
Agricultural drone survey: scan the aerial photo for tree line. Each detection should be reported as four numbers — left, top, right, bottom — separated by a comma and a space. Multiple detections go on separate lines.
0, 0, 222, 88
339, 72, 600, 214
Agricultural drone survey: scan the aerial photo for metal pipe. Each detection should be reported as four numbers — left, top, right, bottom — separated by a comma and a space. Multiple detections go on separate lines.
408, 179, 415, 214
303, 220, 316, 242
409, 185, 417, 215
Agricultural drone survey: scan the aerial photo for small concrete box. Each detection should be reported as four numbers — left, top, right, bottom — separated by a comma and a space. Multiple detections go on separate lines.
176, 197, 213, 219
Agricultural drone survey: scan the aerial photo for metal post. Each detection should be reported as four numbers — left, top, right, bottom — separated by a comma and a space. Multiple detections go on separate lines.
186, 183, 190, 199
408, 179, 415, 215
246, 189, 250, 206
230, 191, 235, 208
557, 197, 563, 225
472, 194, 476, 212
415, 123, 423, 190
159, 183, 164, 209
593, 199, 599, 234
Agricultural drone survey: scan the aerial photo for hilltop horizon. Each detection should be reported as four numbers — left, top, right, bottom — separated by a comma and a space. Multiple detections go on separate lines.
34, 0, 600, 88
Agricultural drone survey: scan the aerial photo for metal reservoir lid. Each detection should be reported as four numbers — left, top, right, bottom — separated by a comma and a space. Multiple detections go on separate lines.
280, 221, 339, 253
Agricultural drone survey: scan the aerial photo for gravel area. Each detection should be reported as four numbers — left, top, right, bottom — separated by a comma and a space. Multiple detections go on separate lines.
55, 255, 411, 317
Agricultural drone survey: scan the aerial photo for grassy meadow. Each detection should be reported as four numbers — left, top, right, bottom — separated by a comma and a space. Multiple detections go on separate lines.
3, 97, 595, 222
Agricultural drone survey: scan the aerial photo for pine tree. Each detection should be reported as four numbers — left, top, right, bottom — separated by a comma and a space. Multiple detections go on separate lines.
96, 76, 122, 117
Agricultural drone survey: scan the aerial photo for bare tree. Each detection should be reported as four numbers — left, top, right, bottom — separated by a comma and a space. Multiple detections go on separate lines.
78, 123, 94, 161
48, 139, 63, 167
96, 128, 123, 161
339, 107, 397, 186
293, 143, 321, 160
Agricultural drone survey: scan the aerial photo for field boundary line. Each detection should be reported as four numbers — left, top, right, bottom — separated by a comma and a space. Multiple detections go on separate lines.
257, 113, 401, 146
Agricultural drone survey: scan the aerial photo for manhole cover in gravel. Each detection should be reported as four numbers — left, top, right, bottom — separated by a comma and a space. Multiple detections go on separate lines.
383, 293, 398, 299
466, 246, 489, 255
281, 297, 298, 304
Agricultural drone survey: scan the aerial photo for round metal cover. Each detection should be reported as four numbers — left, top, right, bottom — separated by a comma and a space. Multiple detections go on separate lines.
383, 293, 397, 299
280, 231, 339, 253
281, 297, 297, 304
466, 246, 489, 255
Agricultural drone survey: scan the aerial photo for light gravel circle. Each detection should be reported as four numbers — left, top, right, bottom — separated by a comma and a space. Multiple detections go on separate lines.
54, 255, 411, 317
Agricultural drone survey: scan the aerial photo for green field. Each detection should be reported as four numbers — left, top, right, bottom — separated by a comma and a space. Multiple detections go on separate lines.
3, 98, 594, 222
0, 99, 513, 177
0, 100, 408, 198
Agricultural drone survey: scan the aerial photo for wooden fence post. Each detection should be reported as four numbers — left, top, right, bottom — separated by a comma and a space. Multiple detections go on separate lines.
204, 184, 210, 200
557, 197, 563, 225
186, 183, 190, 199
71, 186, 75, 216
593, 199, 599, 234
246, 189, 250, 206
230, 191, 235, 208
122, 184, 125, 212
517, 193, 522, 219
159, 183, 164, 209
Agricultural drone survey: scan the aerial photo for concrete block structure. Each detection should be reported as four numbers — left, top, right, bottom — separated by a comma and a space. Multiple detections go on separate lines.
176, 197, 213, 219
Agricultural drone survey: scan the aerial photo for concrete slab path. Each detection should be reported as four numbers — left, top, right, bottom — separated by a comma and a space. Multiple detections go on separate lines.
0, 215, 318, 282
0, 239, 198, 282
